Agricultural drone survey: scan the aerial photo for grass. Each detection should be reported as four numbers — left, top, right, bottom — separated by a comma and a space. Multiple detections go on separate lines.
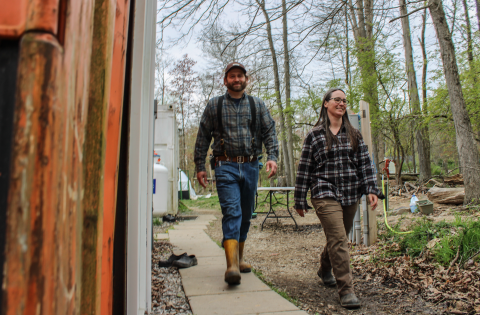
252, 269, 299, 306
181, 195, 222, 211
178, 200, 191, 213
179, 189, 305, 214
255, 190, 300, 213
433, 218, 480, 266
153, 217, 163, 226
378, 215, 480, 266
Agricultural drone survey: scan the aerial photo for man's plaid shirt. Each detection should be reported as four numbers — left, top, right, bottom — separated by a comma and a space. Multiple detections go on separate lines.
194, 91, 279, 172
294, 124, 382, 209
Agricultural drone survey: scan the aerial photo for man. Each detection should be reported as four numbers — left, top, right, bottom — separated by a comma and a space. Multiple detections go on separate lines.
194, 62, 278, 285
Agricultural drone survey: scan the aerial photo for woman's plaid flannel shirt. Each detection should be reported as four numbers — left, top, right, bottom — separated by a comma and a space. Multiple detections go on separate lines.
294, 124, 382, 210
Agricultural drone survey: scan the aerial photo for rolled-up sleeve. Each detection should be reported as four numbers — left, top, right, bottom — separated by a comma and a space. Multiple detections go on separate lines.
259, 100, 278, 162
194, 102, 213, 173
294, 132, 315, 210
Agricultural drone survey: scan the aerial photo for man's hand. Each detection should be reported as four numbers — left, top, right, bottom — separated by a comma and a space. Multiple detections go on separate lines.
197, 171, 208, 188
368, 194, 378, 210
265, 161, 277, 179
296, 209, 307, 217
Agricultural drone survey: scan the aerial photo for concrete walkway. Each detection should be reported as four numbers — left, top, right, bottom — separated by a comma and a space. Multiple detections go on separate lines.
165, 214, 308, 315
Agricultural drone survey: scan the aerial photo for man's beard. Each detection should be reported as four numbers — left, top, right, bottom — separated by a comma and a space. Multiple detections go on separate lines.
226, 81, 247, 92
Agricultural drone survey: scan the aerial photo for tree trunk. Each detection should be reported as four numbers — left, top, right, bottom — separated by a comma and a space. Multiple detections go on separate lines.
427, 187, 465, 204
393, 122, 405, 186
429, 0, 480, 204
258, 0, 292, 186
348, 0, 382, 186
475, 0, 480, 33
180, 97, 186, 170
399, 0, 431, 181
411, 131, 416, 173
282, 0, 295, 186
345, 6, 350, 87
462, 0, 474, 70
419, 9, 432, 178
419, 9, 428, 112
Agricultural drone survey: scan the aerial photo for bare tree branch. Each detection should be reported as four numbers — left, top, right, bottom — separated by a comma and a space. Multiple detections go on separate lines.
389, 5, 429, 22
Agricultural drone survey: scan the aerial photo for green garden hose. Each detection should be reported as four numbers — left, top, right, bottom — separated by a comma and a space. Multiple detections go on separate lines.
382, 175, 414, 235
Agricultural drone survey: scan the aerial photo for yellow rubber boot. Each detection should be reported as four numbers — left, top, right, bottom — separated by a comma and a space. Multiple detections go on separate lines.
239, 241, 252, 273
223, 239, 241, 285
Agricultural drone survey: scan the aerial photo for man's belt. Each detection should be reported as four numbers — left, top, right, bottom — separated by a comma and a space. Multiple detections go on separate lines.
215, 155, 257, 163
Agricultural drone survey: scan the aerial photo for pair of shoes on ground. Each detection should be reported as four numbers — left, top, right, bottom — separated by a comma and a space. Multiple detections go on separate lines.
317, 269, 360, 309
163, 214, 176, 222
158, 252, 197, 268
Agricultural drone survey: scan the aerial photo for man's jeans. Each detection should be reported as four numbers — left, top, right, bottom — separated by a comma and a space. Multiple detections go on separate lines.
215, 160, 259, 244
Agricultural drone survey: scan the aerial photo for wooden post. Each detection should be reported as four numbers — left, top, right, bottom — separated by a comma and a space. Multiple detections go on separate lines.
360, 100, 377, 245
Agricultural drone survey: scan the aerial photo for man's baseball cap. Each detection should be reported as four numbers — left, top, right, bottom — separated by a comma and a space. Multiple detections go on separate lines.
224, 62, 247, 76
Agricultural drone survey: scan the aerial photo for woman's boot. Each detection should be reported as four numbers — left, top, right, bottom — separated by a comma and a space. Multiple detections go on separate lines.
223, 239, 241, 284
239, 241, 252, 273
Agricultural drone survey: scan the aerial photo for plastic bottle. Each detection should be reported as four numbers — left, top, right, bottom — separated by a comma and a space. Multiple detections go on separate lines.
410, 194, 419, 213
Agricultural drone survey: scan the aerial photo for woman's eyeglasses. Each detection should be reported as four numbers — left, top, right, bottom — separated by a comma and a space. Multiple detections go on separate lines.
330, 97, 348, 104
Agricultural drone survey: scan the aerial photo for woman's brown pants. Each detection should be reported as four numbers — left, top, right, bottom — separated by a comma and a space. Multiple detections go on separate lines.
311, 198, 358, 296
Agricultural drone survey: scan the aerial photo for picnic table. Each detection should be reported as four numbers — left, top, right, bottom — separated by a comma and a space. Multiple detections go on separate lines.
254, 187, 298, 230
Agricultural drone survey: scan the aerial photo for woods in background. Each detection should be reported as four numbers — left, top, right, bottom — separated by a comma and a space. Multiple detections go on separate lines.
157, 0, 480, 205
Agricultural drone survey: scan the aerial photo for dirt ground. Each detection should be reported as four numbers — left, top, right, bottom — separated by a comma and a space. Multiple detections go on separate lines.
152, 191, 478, 314
198, 192, 467, 315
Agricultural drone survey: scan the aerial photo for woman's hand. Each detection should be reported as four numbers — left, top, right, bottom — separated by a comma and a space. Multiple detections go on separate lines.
368, 194, 378, 210
296, 209, 307, 217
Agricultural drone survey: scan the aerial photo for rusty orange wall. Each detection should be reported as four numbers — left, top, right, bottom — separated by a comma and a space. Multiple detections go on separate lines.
1, 1, 97, 314
101, 0, 131, 313
0, 0, 60, 38
1, 0, 134, 313
81, 0, 116, 314
3, 32, 63, 315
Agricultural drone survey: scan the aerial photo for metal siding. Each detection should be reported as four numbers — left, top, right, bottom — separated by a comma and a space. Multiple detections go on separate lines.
127, 0, 156, 312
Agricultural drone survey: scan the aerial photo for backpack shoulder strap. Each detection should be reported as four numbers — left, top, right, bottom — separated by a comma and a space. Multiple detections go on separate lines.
217, 96, 227, 157
217, 96, 224, 136
248, 95, 256, 145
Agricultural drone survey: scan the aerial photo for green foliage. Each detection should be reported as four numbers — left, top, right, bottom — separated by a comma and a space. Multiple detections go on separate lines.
153, 217, 163, 226
426, 36, 480, 166
400, 219, 448, 257
433, 219, 480, 266
181, 195, 221, 211
379, 216, 480, 267
431, 164, 444, 176
429, 160, 458, 176
178, 201, 190, 213
261, 178, 273, 187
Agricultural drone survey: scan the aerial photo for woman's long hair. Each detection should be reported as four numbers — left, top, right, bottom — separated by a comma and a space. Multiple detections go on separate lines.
314, 88, 360, 152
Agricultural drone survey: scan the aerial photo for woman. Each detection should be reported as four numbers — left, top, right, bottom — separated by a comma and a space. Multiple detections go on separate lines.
294, 88, 383, 309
